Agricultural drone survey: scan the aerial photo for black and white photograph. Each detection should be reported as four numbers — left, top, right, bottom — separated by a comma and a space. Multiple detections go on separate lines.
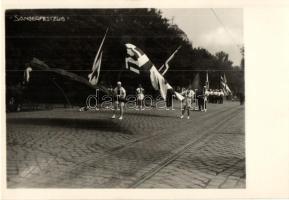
5, 8, 245, 188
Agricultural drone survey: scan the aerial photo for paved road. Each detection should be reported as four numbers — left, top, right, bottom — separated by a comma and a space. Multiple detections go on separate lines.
6, 101, 245, 188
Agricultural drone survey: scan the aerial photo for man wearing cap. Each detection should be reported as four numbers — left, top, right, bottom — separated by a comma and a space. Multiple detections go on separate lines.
112, 81, 126, 120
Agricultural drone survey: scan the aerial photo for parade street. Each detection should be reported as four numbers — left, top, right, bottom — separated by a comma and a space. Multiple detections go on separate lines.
6, 101, 245, 188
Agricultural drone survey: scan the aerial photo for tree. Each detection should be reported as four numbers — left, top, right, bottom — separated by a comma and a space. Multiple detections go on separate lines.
215, 51, 233, 69
6, 9, 244, 102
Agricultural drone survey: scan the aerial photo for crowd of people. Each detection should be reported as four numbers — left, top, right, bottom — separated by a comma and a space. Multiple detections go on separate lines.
207, 89, 225, 104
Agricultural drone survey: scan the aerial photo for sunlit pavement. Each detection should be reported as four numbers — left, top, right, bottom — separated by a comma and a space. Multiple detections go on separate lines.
6, 101, 245, 188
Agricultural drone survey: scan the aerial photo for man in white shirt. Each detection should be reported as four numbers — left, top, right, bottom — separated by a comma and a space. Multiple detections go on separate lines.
136, 84, 145, 110
180, 87, 195, 119
204, 86, 209, 112
112, 81, 126, 120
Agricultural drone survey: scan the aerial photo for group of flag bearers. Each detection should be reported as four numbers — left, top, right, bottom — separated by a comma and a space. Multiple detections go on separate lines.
84, 29, 233, 120
176, 85, 229, 119
109, 80, 230, 120
21, 28, 232, 121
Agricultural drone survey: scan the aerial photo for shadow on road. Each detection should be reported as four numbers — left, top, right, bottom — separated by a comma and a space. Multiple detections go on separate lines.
7, 118, 133, 134
126, 112, 177, 119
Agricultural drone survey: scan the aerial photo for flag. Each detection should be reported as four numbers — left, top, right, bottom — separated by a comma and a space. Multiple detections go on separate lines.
30, 58, 92, 87
221, 74, 232, 95
88, 51, 102, 86
192, 73, 200, 89
223, 74, 231, 94
125, 43, 151, 75
220, 76, 226, 95
159, 46, 181, 76
88, 28, 108, 86
30, 58, 110, 94
205, 71, 209, 89
125, 43, 183, 101
23, 66, 33, 83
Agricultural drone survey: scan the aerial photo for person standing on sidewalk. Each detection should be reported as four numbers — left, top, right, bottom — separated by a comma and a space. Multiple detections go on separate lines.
112, 81, 126, 120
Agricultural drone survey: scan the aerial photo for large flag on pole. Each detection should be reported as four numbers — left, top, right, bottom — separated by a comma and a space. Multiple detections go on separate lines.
221, 74, 232, 95
125, 43, 183, 101
88, 28, 108, 86
30, 57, 110, 95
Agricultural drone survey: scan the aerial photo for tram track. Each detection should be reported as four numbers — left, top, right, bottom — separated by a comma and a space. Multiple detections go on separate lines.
7, 104, 243, 187
128, 106, 241, 188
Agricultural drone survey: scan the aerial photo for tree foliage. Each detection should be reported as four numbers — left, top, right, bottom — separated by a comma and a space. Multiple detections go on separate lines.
6, 9, 244, 104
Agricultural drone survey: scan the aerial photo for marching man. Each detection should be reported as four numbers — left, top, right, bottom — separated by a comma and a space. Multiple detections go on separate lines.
112, 81, 126, 120
204, 86, 209, 112
136, 84, 145, 110
180, 86, 194, 119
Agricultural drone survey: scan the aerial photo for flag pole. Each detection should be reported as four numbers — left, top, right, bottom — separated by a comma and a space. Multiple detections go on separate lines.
159, 45, 181, 75
93, 28, 108, 69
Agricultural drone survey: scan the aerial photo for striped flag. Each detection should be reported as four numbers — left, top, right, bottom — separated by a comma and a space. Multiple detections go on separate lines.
125, 43, 183, 101
221, 74, 232, 95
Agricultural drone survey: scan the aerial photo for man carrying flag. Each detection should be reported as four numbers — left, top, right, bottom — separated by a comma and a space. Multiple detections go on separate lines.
180, 86, 194, 119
